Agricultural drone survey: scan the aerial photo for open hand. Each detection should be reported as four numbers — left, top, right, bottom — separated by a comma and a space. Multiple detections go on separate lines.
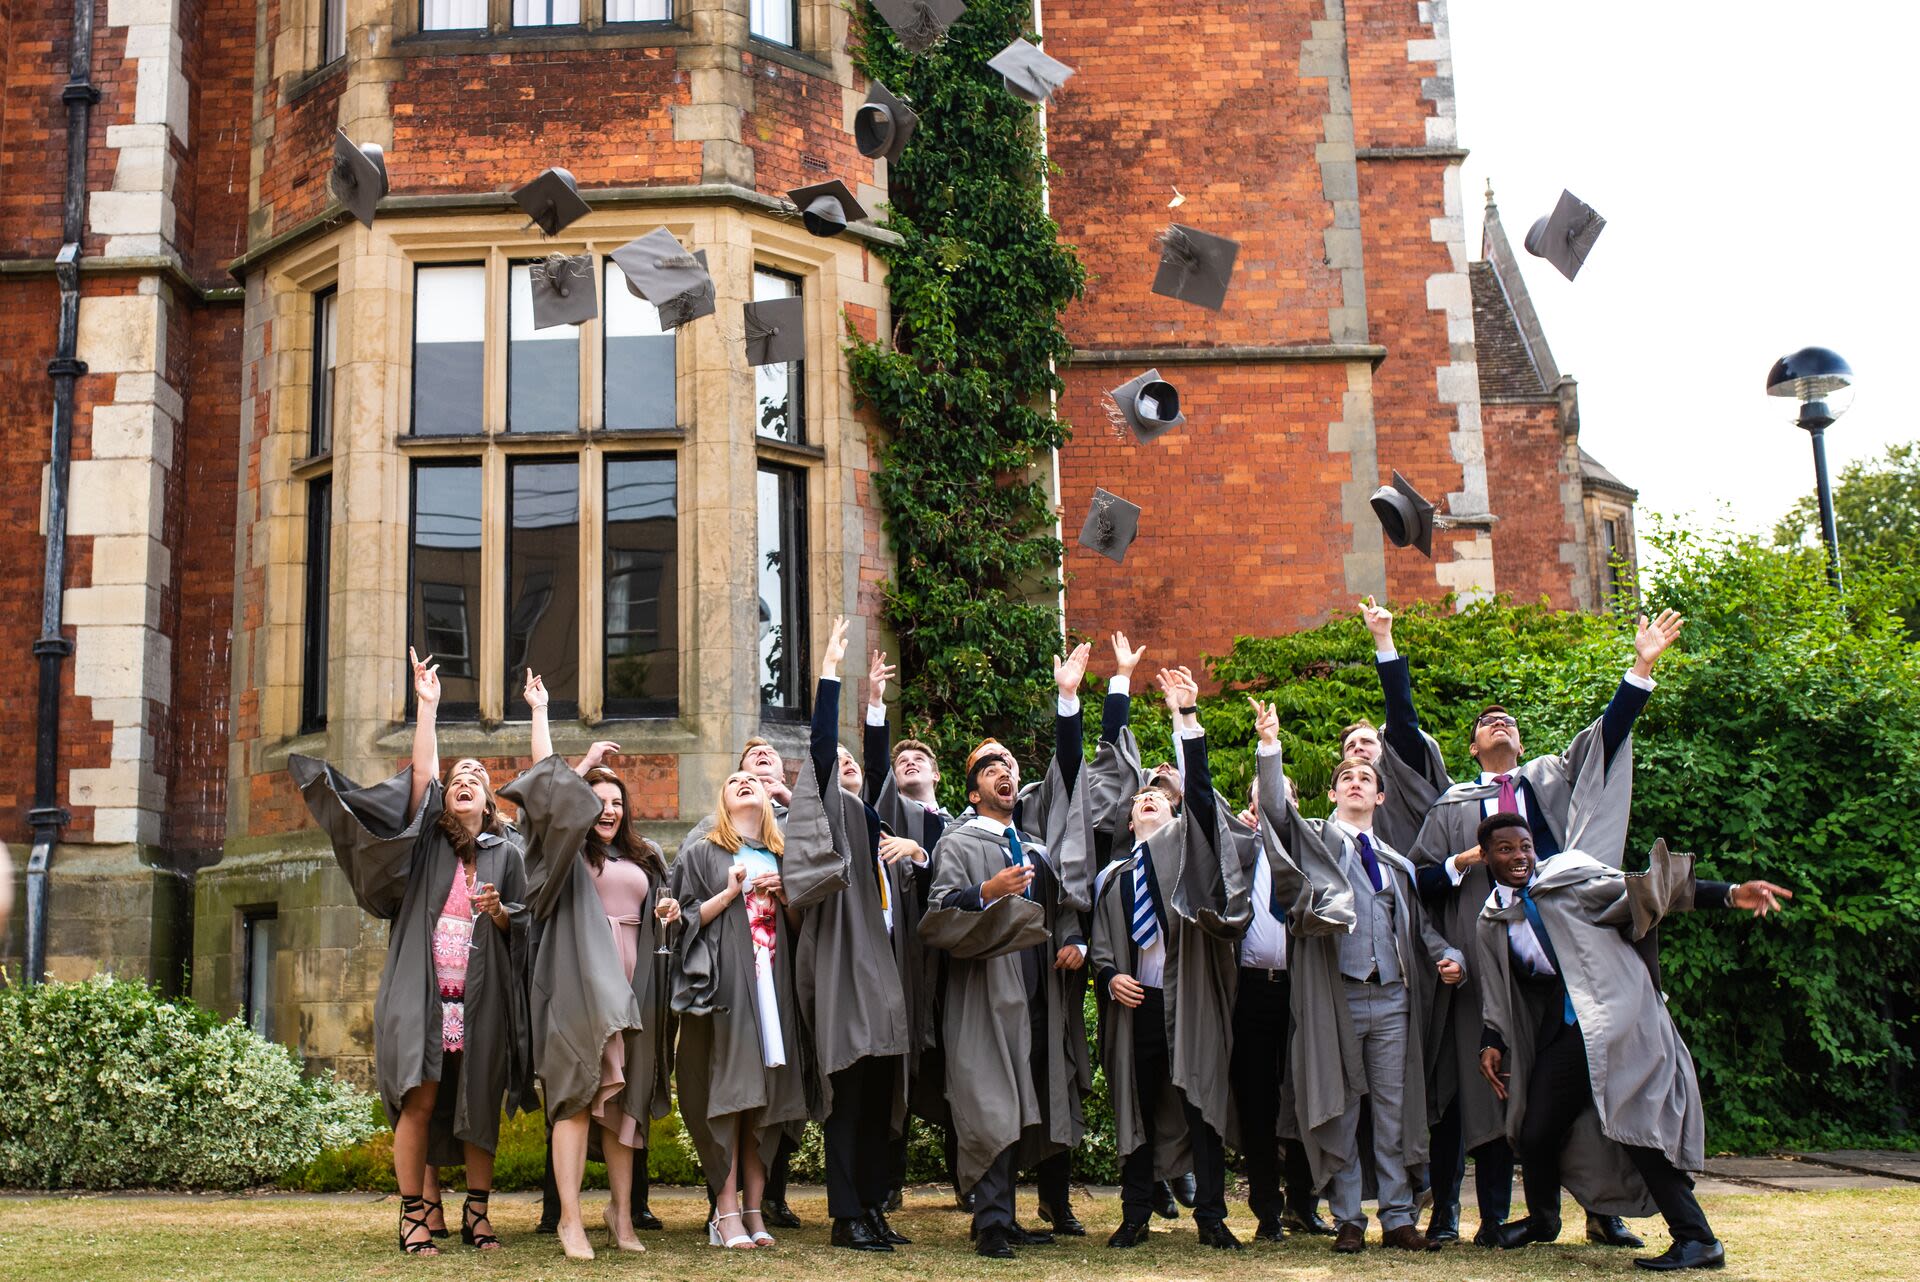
821, 615, 851, 681
1110, 973, 1146, 1008
1479, 1047, 1508, 1101
869, 649, 895, 706
410, 647, 441, 708
1157, 665, 1199, 715
878, 833, 924, 865
1728, 879, 1793, 917
577, 740, 620, 773
1054, 642, 1092, 697
1633, 608, 1685, 675
1110, 631, 1147, 679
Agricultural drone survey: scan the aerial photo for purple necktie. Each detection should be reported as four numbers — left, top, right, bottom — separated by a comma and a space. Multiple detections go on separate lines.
1495, 773, 1519, 815
1356, 832, 1384, 893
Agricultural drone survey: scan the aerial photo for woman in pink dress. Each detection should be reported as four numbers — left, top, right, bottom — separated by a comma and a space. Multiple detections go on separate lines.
501, 671, 678, 1262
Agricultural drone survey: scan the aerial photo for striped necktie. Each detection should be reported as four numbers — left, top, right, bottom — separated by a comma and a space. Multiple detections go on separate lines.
1518, 885, 1578, 1025
1004, 826, 1033, 899
1130, 844, 1159, 949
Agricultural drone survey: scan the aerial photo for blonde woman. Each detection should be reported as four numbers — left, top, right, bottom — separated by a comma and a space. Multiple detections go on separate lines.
668, 770, 809, 1248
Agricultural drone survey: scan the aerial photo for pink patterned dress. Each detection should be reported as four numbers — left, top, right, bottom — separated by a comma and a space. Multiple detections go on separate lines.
431, 870, 476, 1053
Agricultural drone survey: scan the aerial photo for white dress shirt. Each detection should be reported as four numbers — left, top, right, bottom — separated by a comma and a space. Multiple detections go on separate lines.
1488, 880, 1556, 976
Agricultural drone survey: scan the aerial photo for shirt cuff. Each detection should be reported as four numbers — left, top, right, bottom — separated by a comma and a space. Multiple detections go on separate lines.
865, 701, 887, 726
1108, 674, 1130, 697
1069, 942, 1087, 962
1445, 854, 1469, 886
1057, 693, 1081, 716
1176, 725, 1205, 741
1622, 669, 1656, 692
1375, 647, 1399, 662
1256, 741, 1283, 757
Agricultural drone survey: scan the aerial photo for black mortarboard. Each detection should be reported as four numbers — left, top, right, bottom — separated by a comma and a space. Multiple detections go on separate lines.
855, 80, 919, 164
513, 167, 592, 236
787, 179, 868, 238
609, 229, 715, 328
331, 130, 388, 229
528, 252, 598, 330
1371, 470, 1437, 557
1078, 488, 1142, 564
1523, 189, 1606, 281
743, 296, 805, 366
1104, 368, 1185, 443
870, 0, 966, 54
1152, 224, 1239, 311
987, 38, 1074, 105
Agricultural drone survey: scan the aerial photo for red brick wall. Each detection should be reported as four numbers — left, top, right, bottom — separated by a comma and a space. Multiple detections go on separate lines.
179, 0, 256, 280
1481, 400, 1577, 608
1347, 0, 1435, 149
742, 51, 877, 204
254, 53, 344, 240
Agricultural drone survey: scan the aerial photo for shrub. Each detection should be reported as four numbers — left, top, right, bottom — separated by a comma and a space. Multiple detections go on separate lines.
0, 974, 377, 1189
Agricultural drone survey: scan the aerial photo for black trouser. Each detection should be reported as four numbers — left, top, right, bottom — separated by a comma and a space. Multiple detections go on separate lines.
825, 1055, 900, 1219
540, 1115, 652, 1226
1121, 987, 1228, 1225
1229, 967, 1319, 1222
969, 981, 1071, 1237
1429, 1093, 1514, 1226
763, 1130, 797, 1205
1519, 1022, 1713, 1244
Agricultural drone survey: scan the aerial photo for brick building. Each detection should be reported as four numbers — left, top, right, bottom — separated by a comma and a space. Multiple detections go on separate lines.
0, 1, 1629, 1080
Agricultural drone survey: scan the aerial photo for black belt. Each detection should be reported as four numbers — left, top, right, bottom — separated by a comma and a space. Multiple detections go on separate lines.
1240, 965, 1287, 982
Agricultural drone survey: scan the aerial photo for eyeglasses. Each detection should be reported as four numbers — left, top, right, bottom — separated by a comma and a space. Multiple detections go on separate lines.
1477, 714, 1518, 730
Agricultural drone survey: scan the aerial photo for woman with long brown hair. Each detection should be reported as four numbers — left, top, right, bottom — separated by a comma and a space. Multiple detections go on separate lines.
289, 648, 529, 1255
669, 767, 809, 1249
499, 671, 678, 1261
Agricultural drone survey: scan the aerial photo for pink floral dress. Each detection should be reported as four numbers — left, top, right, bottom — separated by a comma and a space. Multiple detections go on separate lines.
431, 869, 476, 1052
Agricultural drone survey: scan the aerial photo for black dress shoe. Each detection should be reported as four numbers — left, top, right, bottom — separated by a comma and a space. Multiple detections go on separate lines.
868, 1209, 910, 1245
1171, 1172, 1198, 1208
1333, 1223, 1365, 1253
1152, 1181, 1178, 1219
975, 1224, 1015, 1259
1634, 1239, 1725, 1271
1589, 1213, 1647, 1248
1107, 1219, 1152, 1248
1036, 1202, 1085, 1236
831, 1216, 894, 1252
1283, 1206, 1337, 1236
884, 1187, 903, 1213
632, 1205, 663, 1232
764, 1198, 802, 1229
1493, 1216, 1561, 1249
1254, 1217, 1285, 1243
1197, 1219, 1244, 1250
954, 1186, 974, 1212
1473, 1223, 1503, 1247
1008, 1221, 1054, 1246
1427, 1205, 1460, 1244
534, 1217, 559, 1235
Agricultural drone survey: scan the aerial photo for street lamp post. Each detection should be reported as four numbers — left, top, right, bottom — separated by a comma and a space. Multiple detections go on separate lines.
1765, 347, 1854, 589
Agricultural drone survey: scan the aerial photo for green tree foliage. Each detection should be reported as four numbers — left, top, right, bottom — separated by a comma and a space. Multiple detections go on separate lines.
1776, 440, 1920, 635
1119, 530, 1919, 1149
846, 2, 1085, 796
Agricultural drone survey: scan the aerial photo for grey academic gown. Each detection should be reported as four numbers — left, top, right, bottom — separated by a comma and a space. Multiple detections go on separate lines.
1253, 746, 1461, 1191
290, 756, 530, 1162
1408, 712, 1633, 1154
782, 752, 913, 1130
1087, 790, 1252, 1178
870, 771, 942, 1093
667, 834, 810, 1185
1373, 727, 1451, 853
918, 760, 1094, 1191
498, 756, 671, 1134
1474, 843, 1708, 1214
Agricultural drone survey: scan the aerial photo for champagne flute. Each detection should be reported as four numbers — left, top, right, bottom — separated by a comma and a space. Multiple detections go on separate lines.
653, 896, 680, 956
466, 868, 495, 952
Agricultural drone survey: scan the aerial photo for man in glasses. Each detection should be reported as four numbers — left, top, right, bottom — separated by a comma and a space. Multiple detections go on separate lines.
1406, 609, 1685, 1249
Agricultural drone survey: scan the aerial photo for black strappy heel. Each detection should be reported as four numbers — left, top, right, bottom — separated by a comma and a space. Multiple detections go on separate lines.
398, 1194, 440, 1255
422, 1195, 448, 1239
462, 1190, 502, 1251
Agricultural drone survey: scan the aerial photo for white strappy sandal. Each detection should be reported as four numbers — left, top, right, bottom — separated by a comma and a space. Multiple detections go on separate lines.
742, 1208, 777, 1247
708, 1209, 757, 1249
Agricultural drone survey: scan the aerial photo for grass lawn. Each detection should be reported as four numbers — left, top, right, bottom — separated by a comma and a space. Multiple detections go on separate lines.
3, 1185, 1917, 1281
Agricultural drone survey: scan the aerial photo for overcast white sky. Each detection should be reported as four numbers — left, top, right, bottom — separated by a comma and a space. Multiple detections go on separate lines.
1448, 1, 1915, 537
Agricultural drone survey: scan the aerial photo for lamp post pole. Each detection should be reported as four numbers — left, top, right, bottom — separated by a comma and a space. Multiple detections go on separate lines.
1767, 346, 1853, 594
1805, 419, 1842, 590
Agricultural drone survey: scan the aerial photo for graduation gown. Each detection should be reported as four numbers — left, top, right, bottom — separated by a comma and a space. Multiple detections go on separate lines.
918, 761, 1095, 1191
1253, 745, 1460, 1191
867, 763, 943, 1095
1475, 843, 1708, 1213
666, 833, 809, 1184
1408, 710, 1634, 1154
497, 756, 671, 1133
1087, 734, 1252, 1176
290, 755, 530, 1161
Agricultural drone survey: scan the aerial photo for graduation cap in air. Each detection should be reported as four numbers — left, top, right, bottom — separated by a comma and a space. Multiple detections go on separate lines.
1104, 368, 1185, 443
743, 295, 805, 367
787, 179, 868, 238
331, 130, 388, 230
513, 167, 592, 237
1078, 488, 1142, 564
1152, 224, 1239, 311
1370, 470, 1438, 557
610, 229, 716, 329
987, 38, 1074, 105
871, 0, 966, 54
528, 252, 597, 330
1523, 189, 1606, 281
855, 80, 919, 164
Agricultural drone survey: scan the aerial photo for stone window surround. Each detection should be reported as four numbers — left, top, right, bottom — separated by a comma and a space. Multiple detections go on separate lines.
255, 206, 870, 786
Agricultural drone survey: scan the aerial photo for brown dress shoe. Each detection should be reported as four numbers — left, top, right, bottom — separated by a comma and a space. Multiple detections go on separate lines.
1383, 1225, 1438, 1251
1333, 1223, 1365, 1253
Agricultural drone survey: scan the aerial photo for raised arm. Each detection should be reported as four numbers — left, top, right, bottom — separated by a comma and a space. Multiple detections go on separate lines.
1103, 631, 1146, 744
811, 615, 851, 796
524, 668, 553, 762
1362, 597, 1427, 767
1597, 609, 1684, 766
408, 647, 440, 815
1053, 641, 1092, 794
862, 648, 895, 805
1162, 665, 1216, 838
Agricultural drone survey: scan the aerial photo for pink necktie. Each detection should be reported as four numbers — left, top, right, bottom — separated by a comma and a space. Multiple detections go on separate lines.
1495, 773, 1519, 815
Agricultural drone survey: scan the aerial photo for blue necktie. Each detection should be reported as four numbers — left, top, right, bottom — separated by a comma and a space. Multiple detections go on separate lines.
1004, 826, 1032, 899
1356, 832, 1384, 893
1129, 844, 1159, 949
1518, 885, 1578, 1025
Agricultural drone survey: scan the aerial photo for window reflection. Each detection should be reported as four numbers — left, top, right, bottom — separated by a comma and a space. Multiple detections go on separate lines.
410, 463, 484, 714
604, 457, 678, 714
413, 266, 485, 436
509, 262, 581, 433
507, 460, 580, 712
752, 268, 804, 443
603, 261, 676, 430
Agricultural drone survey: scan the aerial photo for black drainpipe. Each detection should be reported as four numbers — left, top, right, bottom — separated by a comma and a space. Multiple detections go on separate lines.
26, 0, 101, 983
